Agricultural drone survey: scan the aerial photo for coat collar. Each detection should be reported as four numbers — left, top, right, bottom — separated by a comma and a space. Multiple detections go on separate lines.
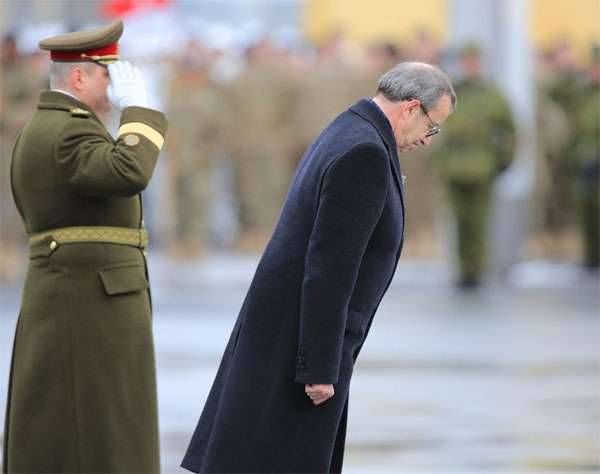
349, 98, 405, 196
37, 90, 102, 124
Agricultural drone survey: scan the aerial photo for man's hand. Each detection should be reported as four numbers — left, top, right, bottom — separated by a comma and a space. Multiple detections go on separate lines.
305, 384, 335, 406
107, 61, 148, 111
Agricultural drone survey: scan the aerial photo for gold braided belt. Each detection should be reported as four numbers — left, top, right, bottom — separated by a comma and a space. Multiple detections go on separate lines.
29, 226, 148, 249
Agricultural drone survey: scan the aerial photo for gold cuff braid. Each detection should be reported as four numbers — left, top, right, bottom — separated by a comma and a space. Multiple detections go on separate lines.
118, 122, 164, 150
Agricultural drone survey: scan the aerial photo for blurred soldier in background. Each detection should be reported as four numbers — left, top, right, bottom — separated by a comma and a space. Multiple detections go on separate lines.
0, 34, 46, 280
407, 28, 441, 65
532, 84, 570, 256
546, 39, 581, 108
166, 40, 227, 256
572, 45, 600, 269
365, 41, 402, 75
543, 39, 581, 232
294, 33, 373, 176
433, 44, 515, 287
227, 38, 300, 249
403, 31, 445, 257
0, 34, 41, 146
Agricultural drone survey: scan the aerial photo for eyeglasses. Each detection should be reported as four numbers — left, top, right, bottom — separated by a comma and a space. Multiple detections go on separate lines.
419, 103, 441, 138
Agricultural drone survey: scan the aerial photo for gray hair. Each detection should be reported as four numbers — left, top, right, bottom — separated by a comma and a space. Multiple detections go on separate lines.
377, 62, 457, 111
49, 61, 97, 89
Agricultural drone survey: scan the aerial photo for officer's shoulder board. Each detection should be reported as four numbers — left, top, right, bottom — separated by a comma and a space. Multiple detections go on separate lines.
38, 102, 91, 118
70, 107, 91, 118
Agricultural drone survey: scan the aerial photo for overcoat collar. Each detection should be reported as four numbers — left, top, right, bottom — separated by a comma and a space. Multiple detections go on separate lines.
349, 98, 405, 196
37, 90, 103, 125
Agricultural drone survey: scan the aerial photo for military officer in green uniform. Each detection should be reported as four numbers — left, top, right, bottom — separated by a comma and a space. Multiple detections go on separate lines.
3, 21, 168, 473
433, 44, 515, 287
572, 45, 600, 269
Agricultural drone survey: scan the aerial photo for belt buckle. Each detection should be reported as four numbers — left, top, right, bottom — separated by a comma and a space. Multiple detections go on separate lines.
29, 234, 59, 258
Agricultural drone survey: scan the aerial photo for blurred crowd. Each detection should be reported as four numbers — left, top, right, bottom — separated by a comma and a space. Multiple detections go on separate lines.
1, 28, 598, 284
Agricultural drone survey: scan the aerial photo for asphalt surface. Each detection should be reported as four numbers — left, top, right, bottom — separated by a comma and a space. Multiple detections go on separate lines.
1, 255, 599, 473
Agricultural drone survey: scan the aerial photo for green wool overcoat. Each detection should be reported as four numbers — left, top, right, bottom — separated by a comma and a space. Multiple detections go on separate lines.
3, 90, 167, 473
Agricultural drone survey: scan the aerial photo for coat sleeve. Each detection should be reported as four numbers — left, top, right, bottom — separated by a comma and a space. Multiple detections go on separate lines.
294, 142, 389, 385
55, 106, 168, 198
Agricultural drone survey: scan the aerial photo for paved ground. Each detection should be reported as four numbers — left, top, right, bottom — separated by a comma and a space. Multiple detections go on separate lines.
1, 255, 599, 473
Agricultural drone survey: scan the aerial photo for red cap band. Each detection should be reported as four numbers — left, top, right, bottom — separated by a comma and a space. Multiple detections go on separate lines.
50, 43, 118, 62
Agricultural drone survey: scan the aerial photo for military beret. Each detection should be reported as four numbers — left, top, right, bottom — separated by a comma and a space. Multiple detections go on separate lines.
39, 20, 123, 65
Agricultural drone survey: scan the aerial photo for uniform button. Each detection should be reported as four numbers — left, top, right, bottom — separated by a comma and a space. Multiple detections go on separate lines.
123, 134, 140, 146
143, 250, 148, 257
49, 241, 57, 250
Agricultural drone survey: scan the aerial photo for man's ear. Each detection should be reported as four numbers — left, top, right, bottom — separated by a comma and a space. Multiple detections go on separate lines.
401, 99, 420, 119
70, 66, 84, 92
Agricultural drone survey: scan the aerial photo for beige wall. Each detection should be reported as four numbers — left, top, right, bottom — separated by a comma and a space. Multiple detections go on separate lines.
532, 0, 600, 61
303, 0, 448, 45
305, 0, 599, 56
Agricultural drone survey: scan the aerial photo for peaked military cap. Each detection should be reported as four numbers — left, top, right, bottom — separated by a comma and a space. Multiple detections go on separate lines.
39, 20, 123, 65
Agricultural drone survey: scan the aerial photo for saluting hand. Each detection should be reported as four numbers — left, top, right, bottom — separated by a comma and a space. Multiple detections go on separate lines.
305, 384, 335, 406
107, 61, 148, 111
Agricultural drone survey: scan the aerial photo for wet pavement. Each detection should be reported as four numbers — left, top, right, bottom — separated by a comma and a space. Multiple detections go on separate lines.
1, 255, 599, 473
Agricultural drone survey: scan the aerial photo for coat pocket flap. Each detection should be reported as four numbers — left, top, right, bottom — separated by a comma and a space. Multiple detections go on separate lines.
98, 264, 149, 296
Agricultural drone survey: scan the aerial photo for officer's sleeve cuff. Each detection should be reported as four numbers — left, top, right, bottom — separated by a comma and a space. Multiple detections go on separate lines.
119, 106, 168, 151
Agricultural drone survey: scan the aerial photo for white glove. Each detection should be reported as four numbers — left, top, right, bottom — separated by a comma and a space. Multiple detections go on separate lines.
107, 61, 148, 111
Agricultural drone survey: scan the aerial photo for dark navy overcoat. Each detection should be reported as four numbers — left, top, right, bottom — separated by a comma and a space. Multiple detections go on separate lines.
182, 99, 406, 473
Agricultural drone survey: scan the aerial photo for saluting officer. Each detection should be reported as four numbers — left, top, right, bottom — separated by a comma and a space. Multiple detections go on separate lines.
3, 21, 167, 473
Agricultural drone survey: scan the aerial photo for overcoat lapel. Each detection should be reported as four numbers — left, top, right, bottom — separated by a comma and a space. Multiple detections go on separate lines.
349, 99, 406, 222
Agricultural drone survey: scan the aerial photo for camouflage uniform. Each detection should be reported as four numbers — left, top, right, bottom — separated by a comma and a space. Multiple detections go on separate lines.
0, 55, 45, 280
166, 64, 227, 255
543, 70, 581, 230
533, 91, 570, 241
434, 77, 516, 286
226, 60, 300, 249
